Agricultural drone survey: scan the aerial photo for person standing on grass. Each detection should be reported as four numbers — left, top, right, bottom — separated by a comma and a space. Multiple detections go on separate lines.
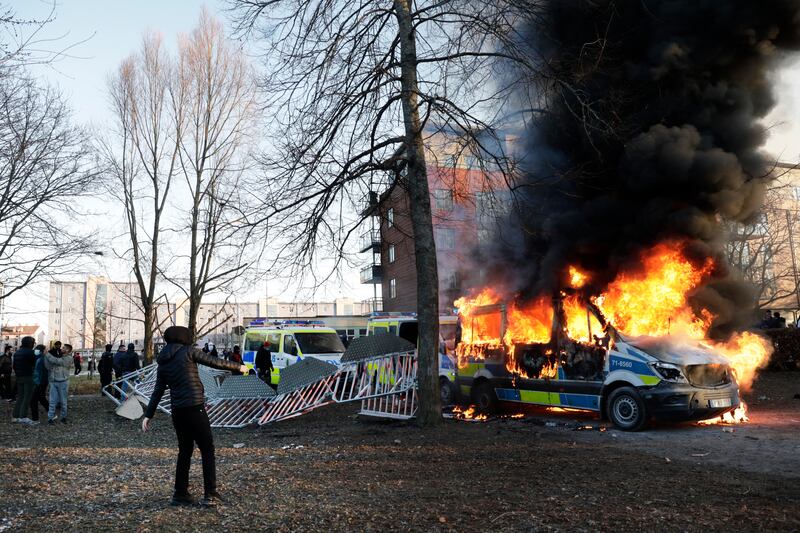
255, 341, 273, 384
73, 351, 82, 376
98, 344, 114, 395
124, 343, 141, 374
45, 343, 73, 424
30, 344, 49, 424
0, 345, 12, 400
142, 325, 248, 508
11, 336, 36, 424
229, 345, 243, 365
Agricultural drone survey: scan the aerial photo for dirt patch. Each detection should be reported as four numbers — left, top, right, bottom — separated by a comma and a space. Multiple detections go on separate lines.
1, 372, 799, 532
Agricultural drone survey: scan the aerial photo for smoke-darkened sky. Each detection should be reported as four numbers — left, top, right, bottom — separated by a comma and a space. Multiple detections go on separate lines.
484, 0, 800, 338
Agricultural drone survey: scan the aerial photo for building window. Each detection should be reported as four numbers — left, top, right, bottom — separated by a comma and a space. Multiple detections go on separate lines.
388, 244, 396, 263
390, 278, 396, 299
435, 228, 456, 250
433, 189, 453, 210
387, 207, 394, 228
793, 186, 800, 200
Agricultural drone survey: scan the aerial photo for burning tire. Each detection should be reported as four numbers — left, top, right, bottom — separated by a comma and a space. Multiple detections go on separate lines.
440, 377, 455, 406
607, 387, 647, 431
471, 381, 497, 414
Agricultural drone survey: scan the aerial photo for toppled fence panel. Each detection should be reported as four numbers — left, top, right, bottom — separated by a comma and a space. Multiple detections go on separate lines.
105, 334, 422, 428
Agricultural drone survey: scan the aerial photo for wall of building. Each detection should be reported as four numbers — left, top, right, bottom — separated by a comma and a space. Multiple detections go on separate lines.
375, 127, 513, 313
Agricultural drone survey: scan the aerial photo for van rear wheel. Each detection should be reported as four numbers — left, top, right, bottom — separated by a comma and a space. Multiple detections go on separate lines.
440, 377, 454, 406
471, 381, 497, 414
607, 386, 647, 431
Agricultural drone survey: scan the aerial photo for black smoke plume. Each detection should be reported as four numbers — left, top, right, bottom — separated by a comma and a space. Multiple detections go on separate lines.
483, 0, 800, 339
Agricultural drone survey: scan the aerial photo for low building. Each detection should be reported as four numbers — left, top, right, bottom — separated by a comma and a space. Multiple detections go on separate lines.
1, 324, 45, 349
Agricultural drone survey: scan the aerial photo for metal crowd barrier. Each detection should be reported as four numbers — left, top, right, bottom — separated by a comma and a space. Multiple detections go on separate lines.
258, 334, 418, 425
104, 334, 420, 428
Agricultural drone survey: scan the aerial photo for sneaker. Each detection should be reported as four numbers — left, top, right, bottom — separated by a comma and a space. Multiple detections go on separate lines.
61, 418, 68, 424
170, 493, 196, 507
29, 420, 39, 425
11, 418, 19, 423
18, 418, 33, 425
199, 492, 222, 508
48, 419, 55, 425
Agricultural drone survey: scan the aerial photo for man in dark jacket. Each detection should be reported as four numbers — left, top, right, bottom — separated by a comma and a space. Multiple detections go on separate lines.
124, 343, 141, 374
113, 345, 127, 379
11, 336, 36, 423
255, 341, 273, 384
142, 326, 247, 507
30, 344, 49, 423
97, 344, 114, 395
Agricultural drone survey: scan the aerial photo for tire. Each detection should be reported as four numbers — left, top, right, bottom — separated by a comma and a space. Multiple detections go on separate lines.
440, 377, 455, 406
606, 386, 648, 431
471, 381, 498, 414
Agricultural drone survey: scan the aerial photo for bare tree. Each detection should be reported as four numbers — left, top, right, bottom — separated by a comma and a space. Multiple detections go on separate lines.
725, 181, 800, 311
104, 32, 184, 362
0, 74, 99, 302
169, 10, 258, 340
227, 0, 530, 425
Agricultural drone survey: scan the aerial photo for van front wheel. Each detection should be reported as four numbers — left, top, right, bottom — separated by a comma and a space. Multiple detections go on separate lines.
607, 387, 647, 431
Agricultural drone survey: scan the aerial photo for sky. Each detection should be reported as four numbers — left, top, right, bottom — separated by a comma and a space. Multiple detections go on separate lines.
3, 1, 800, 326
5, 0, 375, 326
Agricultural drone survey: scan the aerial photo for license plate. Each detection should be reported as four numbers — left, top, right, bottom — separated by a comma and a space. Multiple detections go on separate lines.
709, 398, 732, 408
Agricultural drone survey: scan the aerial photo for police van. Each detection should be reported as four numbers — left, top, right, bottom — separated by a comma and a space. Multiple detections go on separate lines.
242, 319, 346, 385
456, 297, 741, 430
366, 312, 459, 405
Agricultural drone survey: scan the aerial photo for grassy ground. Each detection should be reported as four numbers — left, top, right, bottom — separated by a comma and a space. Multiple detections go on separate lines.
1, 372, 799, 531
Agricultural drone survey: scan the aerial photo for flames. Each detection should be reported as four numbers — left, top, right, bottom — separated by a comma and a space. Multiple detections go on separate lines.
456, 240, 773, 409
593, 243, 714, 339
698, 401, 749, 425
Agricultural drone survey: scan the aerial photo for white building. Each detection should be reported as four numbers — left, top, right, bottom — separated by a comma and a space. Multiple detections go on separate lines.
49, 277, 376, 350
49, 277, 144, 349
1, 324, 45, 349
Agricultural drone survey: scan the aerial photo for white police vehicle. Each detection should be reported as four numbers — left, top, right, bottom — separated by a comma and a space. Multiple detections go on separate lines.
242, 319, 346, 385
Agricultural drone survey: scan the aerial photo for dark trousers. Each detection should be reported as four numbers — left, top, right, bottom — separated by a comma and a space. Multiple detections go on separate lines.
100, 374, 112, 395
171, 405, 216, 496
29, 383, 49, 421
0, 374, 10, 399
12, 376, 34, 418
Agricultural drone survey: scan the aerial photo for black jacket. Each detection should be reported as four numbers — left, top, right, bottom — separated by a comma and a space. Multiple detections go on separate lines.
255, 346, 273, 373
0, 353, 11, 375
145, 343, 242, 418
124, 348, 141, 374
98, 352, 114, 380
113, 350, 126, 376
12, 347, 36, 377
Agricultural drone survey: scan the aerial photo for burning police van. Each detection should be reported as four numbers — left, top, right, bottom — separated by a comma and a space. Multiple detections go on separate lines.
454, 295, 741, 430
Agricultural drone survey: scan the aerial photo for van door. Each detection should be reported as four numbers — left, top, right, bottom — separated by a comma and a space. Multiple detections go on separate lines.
283, 334, 299, 366
273, 334, 288, 370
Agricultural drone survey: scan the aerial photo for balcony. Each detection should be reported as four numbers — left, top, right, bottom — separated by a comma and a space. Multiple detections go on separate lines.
359, 229, 381, 253
360, 191, 379, 217
360, 264, 383, 284
362, 297, 383, 313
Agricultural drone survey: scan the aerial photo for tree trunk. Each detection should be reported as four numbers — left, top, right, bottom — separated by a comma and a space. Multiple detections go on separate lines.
394, 0, 442, 426
143, 307, 154, 364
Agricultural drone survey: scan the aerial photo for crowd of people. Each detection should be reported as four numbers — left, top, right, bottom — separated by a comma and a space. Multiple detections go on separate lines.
2, 337, 147, 425
2, 337, 76, 425
759, 310, 793, 329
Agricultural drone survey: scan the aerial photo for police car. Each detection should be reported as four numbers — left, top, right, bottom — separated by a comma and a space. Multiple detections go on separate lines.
242, 319, 346, 385
366, 312, 459, 405
456, 297, 741, 430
